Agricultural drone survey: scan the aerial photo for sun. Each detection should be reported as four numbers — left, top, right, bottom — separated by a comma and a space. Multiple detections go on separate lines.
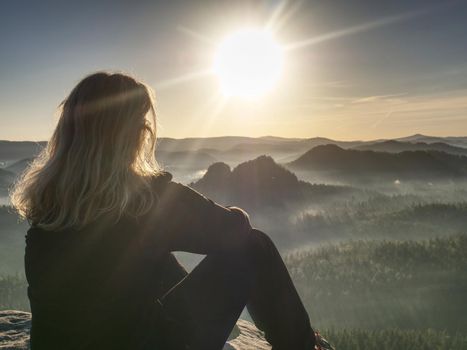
213, 28, 283, 98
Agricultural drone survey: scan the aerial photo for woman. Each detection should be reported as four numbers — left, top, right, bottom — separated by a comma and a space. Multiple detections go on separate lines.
11, 72, 321, 350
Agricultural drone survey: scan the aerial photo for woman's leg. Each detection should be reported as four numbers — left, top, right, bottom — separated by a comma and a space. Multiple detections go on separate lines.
245, 229, 315, 349
157, 229, 316, 350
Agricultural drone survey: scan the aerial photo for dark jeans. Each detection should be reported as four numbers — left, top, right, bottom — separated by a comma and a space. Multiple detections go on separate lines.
151, 229, 315, 350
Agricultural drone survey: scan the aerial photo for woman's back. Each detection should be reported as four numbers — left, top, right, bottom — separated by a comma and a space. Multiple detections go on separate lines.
25, 173, 174, 349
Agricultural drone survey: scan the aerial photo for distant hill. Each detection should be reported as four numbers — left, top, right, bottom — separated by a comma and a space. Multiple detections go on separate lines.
395, 134, 448, 144
5, 158, 33, 175
0, 137, 365, 171
3, 136, 467, 165
190, 155, 361, 211
156, 150, 217, 170
222, 137, 364, 156
354, 140, 467, 156
157, 137, 366, 166
287, 144, 467, 181
2, 136, 467, 175
0, 151, 217, 176
158, 136, 244, 152
395, 134, 467, 148
156, 136, 364, 152
0, 141, 45, 162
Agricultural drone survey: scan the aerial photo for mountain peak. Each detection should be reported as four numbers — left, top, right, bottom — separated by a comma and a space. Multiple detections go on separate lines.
191, 155, 303, 209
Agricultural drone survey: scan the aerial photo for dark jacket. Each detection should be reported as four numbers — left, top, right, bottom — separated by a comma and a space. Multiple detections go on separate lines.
25, 171, 251, 349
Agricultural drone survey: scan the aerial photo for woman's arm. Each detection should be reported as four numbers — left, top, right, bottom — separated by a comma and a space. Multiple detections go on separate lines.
151, 174, 252, 255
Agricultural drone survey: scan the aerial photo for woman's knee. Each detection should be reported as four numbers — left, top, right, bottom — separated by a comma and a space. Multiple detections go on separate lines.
226, 224, 276, 259
245, 228, 276, 253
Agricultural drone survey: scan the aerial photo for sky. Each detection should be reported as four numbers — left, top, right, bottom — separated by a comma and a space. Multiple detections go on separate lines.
1, 0, 467, 141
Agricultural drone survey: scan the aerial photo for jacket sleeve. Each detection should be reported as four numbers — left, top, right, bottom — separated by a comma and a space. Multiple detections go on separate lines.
152, 174, 252, 255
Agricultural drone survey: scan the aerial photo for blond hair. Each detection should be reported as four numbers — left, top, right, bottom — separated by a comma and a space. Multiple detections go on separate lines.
10, 72, 161, 230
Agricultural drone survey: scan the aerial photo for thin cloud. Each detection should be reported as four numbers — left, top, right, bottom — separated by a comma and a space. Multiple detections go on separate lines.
351, 94, 407, 104
323, 81, 353, 89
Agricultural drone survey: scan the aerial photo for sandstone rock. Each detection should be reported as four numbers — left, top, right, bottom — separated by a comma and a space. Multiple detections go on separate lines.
0, 310, 270, 350
0, 310, 30, 350
225, 319, 271, 350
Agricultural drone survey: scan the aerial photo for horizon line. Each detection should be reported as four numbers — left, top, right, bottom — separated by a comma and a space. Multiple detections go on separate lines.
1, 133, 467, 144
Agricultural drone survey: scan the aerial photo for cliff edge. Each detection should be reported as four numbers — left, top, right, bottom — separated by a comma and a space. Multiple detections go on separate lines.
0, 310, 270, 350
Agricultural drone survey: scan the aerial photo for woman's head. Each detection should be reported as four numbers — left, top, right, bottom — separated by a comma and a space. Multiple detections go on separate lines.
11, 72, 161, 230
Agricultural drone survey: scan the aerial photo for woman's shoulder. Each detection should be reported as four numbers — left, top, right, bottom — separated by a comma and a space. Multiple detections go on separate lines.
150, 170, 191, 200
149, 171, 205, 203
150, 170, 173, 187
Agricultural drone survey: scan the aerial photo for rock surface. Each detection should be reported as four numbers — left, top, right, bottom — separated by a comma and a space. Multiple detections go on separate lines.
225, 320, 271, 350
0, 310, 30, 350
0, 310, 270, 350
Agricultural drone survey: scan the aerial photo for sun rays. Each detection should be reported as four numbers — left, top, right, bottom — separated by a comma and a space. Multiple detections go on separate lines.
153, 0, 442, 136
283, 7, 434, 51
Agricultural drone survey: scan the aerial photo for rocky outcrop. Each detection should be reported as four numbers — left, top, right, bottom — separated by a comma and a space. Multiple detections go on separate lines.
191, 155, 306, 210
0, 310, 270, 350
225, 319, 271, 350
0, 310, 30, 350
